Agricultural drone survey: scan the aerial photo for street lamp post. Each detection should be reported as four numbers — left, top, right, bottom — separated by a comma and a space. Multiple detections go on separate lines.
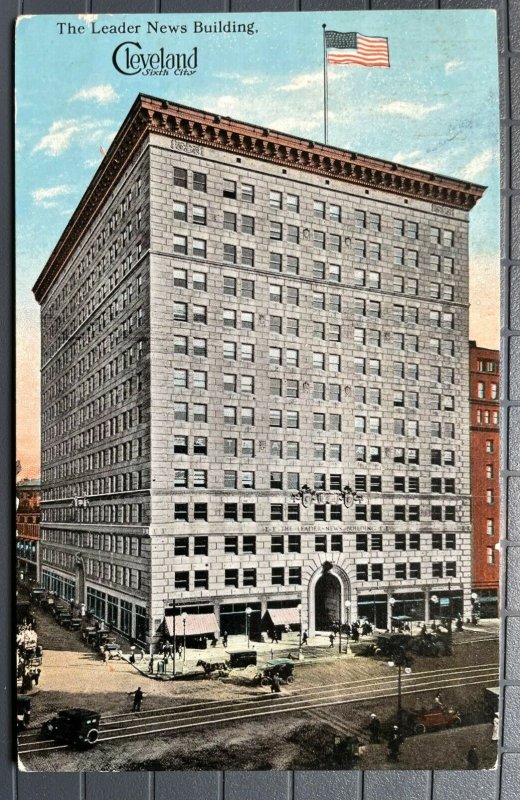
169, 599, 177, 675
431, 594, 439, 629
297, 604, 302, 654
388, 646, 413, 729
245, 606, 252, 648
181, 612, 187, 665
389, 596, 396, 632
470, 592, 480, 624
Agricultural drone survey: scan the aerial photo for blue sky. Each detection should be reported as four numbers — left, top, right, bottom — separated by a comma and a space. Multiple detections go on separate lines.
15, 10, 500, 475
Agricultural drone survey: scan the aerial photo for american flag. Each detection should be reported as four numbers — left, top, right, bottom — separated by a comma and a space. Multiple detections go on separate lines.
325, 31, 390, 68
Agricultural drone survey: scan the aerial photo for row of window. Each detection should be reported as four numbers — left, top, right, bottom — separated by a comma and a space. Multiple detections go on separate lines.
476, 381, 499, 400
172, 169, 457, 249
86, 559, 142, 589
42, 529, 142, 556
170, 560, 458, 591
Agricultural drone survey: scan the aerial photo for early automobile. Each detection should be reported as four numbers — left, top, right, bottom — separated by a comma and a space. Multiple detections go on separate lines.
260, 658, 295, 686
404, 707, 462, 734
41, 708, 101, 748
227, 650, 257, 669
16, 695, 31, 731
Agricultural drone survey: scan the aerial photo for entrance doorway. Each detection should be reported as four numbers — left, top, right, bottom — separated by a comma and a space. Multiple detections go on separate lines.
314, 572, 341, 630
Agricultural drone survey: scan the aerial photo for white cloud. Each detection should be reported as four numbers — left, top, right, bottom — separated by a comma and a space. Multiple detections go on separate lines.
380, 101, 444, 119
33, 120, 80, 156
33, 118, 114, 156
392, 149, 423, 164
460, 149, 495, 180
214, 72, 262, 86
277, 70, 341, 92
78, 14, 98, 23
70, 84, 119, 105
445, 59, 463, 74
84, 158, 102, 169
31, 184, 72, 208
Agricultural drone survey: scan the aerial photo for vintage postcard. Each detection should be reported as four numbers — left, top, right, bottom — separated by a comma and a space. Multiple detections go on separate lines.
15, 10, 500, 771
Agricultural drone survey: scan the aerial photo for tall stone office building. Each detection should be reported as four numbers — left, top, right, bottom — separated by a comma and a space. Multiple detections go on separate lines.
33, 94, 485, 644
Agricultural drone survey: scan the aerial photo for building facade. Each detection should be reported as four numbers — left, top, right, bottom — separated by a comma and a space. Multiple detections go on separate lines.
33, 95, 485, 644
469, 342, 500, 617
16, 478, 41, 583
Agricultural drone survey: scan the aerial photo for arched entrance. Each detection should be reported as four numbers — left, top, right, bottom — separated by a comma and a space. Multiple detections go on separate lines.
314, 571, 342, 631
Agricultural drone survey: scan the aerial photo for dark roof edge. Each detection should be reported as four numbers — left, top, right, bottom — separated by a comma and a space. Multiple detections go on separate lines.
33, 93, 487, 305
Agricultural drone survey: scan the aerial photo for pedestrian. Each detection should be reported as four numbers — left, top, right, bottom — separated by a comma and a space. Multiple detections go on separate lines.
351, 627, 360, 643
492, 712, 500, 741
222, 631, 228, 648
329, 633, 335, 648
368, 713, 381, 743
434, 690, 445, 711
148, 657, 154, 674
273, 630, 279, 644
271, 675, 281, 694
139, 647, 145, 662
103, 648, 109, 664
129, 687, 144, 712
387, 725, 402, 762
467, 746, 479, 770
302, 630, 308, 646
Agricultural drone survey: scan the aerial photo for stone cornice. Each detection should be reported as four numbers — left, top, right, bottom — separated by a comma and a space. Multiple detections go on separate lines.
33, 93, 486, 304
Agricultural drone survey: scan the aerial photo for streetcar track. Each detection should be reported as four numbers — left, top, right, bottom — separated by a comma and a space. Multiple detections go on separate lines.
19, 678, 496, 756
18, 670, 498, 755
18, 660, 499, 738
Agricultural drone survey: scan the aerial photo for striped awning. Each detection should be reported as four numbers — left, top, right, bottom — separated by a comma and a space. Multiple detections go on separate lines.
264, 607, 301, 626
164, 612, 218, 637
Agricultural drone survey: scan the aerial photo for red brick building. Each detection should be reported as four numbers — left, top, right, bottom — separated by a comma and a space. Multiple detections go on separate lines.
469, 342, 499, 617
16, 478, 41, 583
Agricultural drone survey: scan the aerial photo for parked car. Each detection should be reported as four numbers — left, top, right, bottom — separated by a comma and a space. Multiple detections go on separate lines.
227, 650, 257, 669
41, 708, 101, 748
260, 658, 295, 686
404, 707, 462, 735
101, 643, 121, 659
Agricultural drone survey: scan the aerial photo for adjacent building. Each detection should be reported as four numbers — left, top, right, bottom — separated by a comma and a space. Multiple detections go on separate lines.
16, 478, 41, 583
33, 94, 485, 644
469, 342, 500, 617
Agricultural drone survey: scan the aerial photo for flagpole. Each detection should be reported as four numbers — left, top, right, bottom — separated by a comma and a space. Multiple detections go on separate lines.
322, 23, 328, 145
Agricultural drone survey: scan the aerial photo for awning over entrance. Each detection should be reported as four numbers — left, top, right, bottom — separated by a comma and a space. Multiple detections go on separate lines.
263, 607, 300, 627
164, 612, 218, 637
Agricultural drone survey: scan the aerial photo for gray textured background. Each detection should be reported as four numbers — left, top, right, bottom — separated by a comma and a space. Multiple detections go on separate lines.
1, 0, 514, 797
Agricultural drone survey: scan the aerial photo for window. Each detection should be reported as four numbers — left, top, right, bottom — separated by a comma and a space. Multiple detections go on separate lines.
224, 503, 238, 521
194, 506, 207, 523
224, 211, 237, 231
371, 564, 383, 580
288, 567, 301, 585
173, 235, 188, 255
193, 206, 206, 226
223, 244, 237, 264
287, 411, 299, 429
272, 567, 285, 586
175, 571, 189, 590
193, 272, 207, 292
243, 535, 256, 553
243, 568, 257, 588
174, 505, 189, 522
223, 179, 237, 199
223, 276, 236, 296
270, 190, 283, 209
242, 183, 254, 203
225, 569, 239, 588
314, 230, 326, 249
395, 563, 407, 579
270, 222, 283, 240
313, 200, 325, 218
174, 470, 188, 488
270, 284, 282, 303
193, 172, 206, 192
487, 519, 495, 536
173, 167, 187, 187
174, 201, 187, 221
287, 194, 299, 213
356, 564, 369, 581
330, 204, 341, 222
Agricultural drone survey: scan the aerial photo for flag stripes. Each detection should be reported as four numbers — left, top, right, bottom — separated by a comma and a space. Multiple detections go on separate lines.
326, 32, 390, 68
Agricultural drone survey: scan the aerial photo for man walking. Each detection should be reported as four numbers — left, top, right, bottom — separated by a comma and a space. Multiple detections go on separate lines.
368, 713, 381, 743
129, 686, 144, 712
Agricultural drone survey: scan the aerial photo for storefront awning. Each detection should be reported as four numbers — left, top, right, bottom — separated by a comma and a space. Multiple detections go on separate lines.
164, 612, 218, 637
263, 607, 300, 627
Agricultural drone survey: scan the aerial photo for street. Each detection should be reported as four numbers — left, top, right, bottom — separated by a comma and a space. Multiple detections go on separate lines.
19, 607, 499, 771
